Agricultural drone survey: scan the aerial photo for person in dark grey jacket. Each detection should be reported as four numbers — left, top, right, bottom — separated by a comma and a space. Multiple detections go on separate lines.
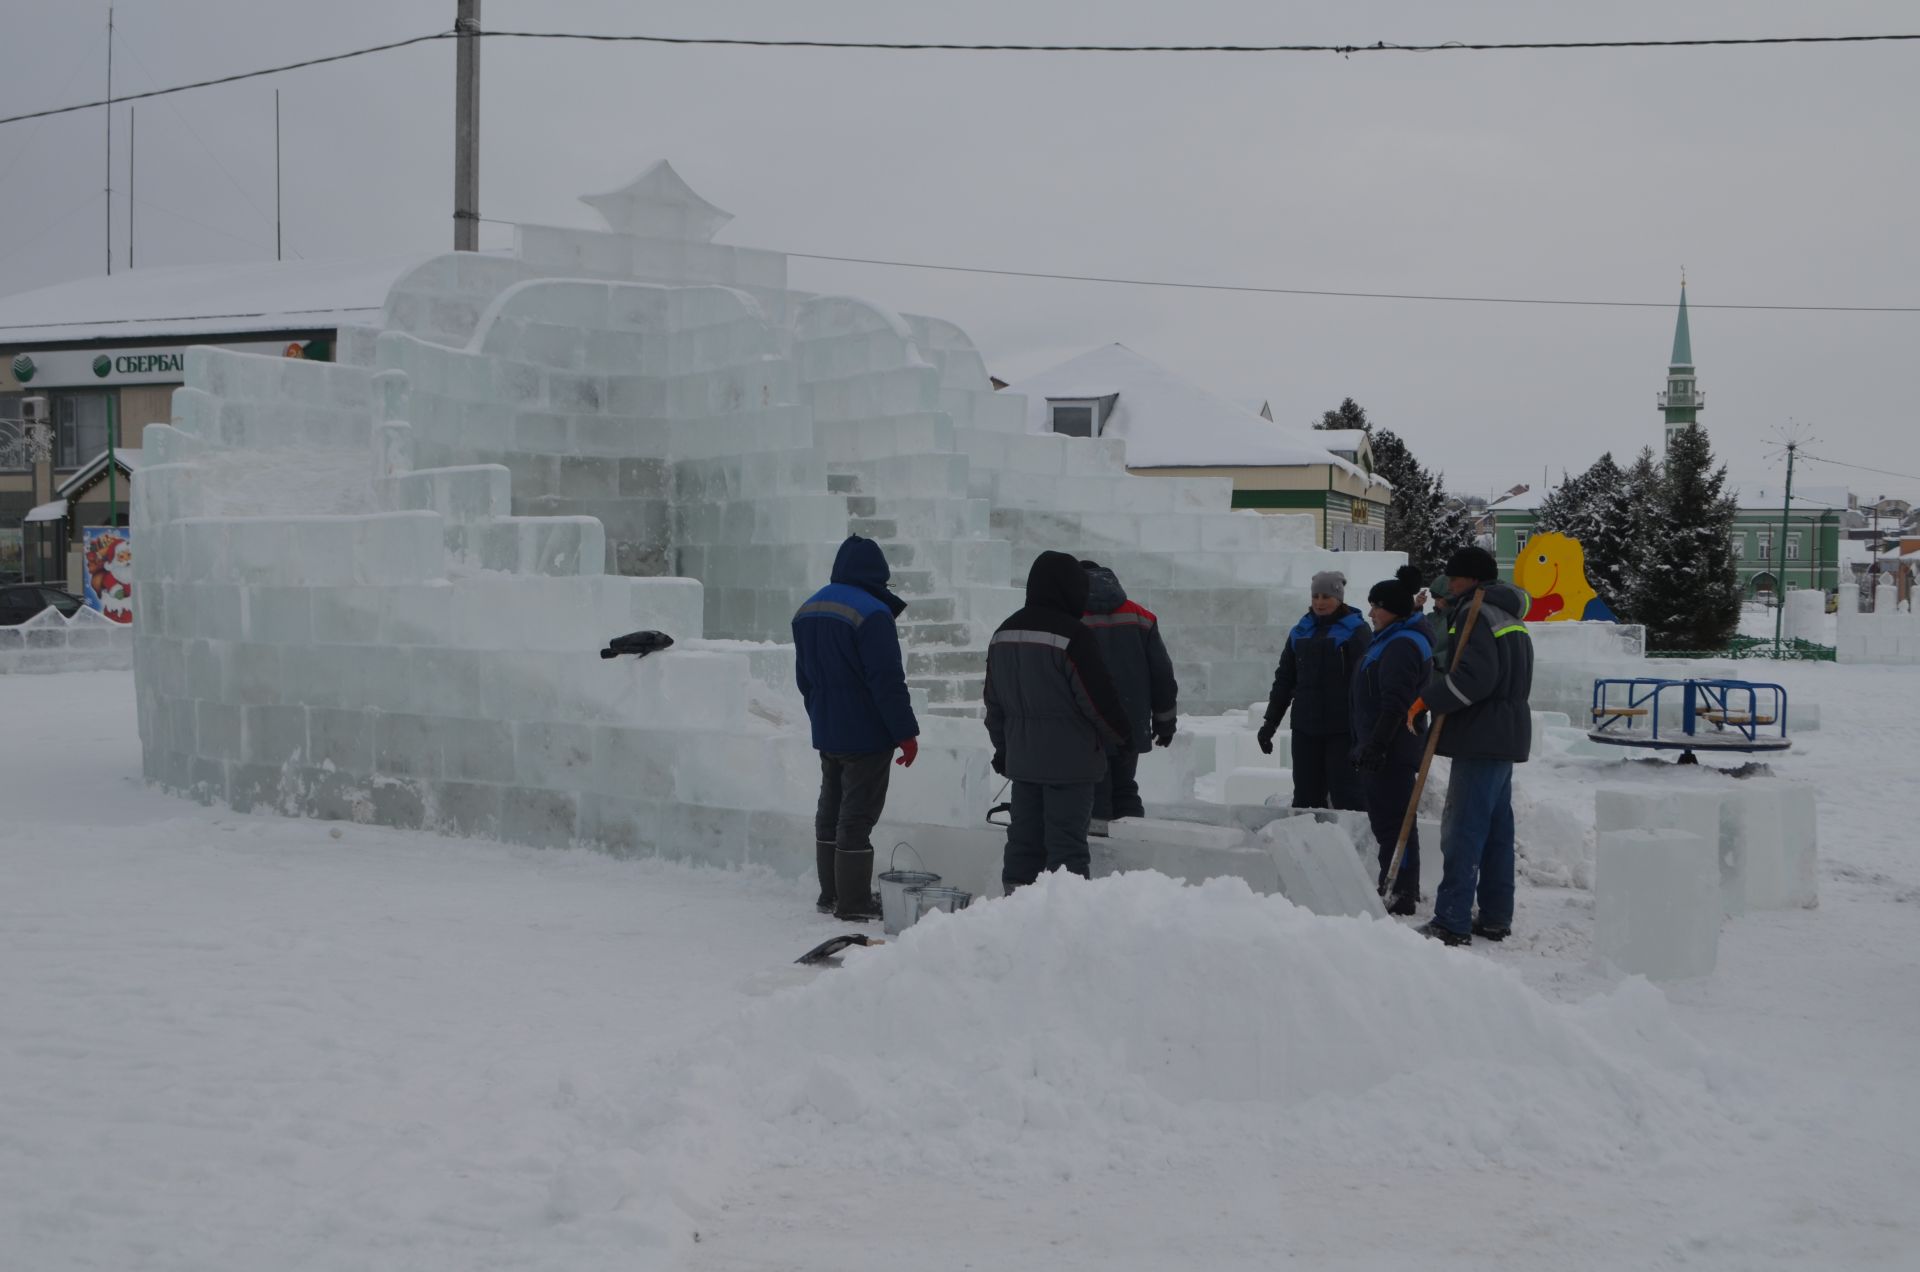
1079, 560, 1178, 824
1258, 570, 1371, 810
984, 551, 1134, 891
1414, 545, 1535, 947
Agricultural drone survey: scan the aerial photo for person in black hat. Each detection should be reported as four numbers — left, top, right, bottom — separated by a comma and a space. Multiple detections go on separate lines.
1350, 577, 1434, 915
1415, 545, 1534, 947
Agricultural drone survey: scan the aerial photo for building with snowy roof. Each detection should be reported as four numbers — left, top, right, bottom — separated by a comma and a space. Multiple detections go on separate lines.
1489, 286, 1850, 598
0, 253, 432, 583
1006, 344, 1392, 550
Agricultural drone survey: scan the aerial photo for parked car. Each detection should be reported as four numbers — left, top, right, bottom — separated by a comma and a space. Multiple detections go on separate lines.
0, 584, 84, 625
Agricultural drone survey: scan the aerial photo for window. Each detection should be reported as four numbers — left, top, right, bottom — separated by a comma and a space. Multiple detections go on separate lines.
38, 586, 81, 616
1048, 400, 1099, 438
1786, 534, 1802, 561
53, 391, 111, 470
1757, 534, 1772, 560
0, 391, 24, 472
1731, 534, 1745, 559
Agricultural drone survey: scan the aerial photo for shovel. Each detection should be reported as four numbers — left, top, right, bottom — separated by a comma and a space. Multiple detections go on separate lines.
794, 933, 884, 966
1381, 586, 1486, 902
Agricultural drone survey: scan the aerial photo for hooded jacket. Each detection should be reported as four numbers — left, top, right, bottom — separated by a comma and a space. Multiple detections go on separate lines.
792, 537, 919, 754
1080, 564, 1178, 752
984, 551, 1133, 784
1424, 580, 1534, 762
1263, 604, 1372, 737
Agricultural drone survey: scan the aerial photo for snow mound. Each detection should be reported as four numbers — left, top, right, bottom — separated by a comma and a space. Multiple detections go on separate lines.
674, 873, 1757, 1188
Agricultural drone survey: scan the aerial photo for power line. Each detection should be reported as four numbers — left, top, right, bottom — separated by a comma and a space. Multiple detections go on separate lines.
472, 29, 1920, 54
0, 190, 103, 273
5, 27, 1919, 129
118, 40, 304, 260
0, 304, 382, 336
478, 212, 1918, 312
784, 250, 1918, 313
0, 30, 453, 128
1802, 453, 1920, 485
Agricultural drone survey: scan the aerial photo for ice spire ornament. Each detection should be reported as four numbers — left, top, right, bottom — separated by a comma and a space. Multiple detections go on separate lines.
579, 160, 733, 242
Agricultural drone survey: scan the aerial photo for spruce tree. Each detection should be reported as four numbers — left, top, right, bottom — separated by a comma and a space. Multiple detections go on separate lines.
1369, 428, 1442, 575
1426, 480, 1476, 572
1537, 452, 1636, 611
1315, 398, 1370, 432
1618, 446, 1663, 624
1629, 427, 1741, 650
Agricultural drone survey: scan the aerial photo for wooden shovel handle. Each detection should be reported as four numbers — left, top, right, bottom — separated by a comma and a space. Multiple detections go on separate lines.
1382, 586, 1486, 900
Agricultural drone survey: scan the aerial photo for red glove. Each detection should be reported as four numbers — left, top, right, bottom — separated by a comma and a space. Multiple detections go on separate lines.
895, 737, 918, 768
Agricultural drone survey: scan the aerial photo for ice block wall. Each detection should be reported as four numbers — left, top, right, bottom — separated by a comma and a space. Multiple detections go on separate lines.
134, 160, 1627, 865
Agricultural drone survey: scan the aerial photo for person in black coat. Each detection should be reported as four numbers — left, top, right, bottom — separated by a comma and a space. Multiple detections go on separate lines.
1258, 570, 1371, 810
1079, 560, 1178, 824
984, 552, 1133, 891
1351, 577, 1434, 915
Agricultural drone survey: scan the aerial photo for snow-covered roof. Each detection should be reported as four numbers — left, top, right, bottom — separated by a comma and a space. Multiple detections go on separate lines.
0, 254, 433, 346
1009, 344, 1379, 483
1488, 485, 1553, 513
24, 500, 65, 523
1315, 428, 1369, 454
55, 448, 145, 499
1739, 481, 1853, 512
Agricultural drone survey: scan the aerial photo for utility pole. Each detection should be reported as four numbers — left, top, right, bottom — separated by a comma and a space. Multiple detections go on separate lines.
454, 0, 481, 250
127, 105, 135, 268
275, 90, 283, 261
105, 5, 114, 275
1772, 439, 1796, 656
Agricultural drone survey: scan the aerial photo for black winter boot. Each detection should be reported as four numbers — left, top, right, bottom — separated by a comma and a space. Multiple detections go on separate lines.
833, 848, 882, 922
1385, 891, 1418, 917
1416, 920, 1471, 947
814, 840, 837, 914
1471, 918, 1510, 942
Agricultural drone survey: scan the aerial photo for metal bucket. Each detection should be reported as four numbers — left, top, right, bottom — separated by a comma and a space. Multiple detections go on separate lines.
878, 844, 940, 935
907, 885, 974, 925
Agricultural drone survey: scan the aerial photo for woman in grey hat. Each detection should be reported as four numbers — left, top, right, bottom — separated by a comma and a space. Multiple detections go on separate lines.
1257, 570, 1371, 811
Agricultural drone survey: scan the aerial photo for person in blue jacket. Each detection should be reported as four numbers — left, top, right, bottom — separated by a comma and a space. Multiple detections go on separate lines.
792, 536, 920, 921
1351, 577, 1434, 915
1258, 571, 1371, 810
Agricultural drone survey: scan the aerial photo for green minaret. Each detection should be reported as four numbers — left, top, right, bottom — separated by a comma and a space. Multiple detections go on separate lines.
1661, 281, 1702, 448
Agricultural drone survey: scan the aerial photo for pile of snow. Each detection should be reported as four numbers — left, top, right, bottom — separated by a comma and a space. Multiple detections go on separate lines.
657, 873, 1756, 1203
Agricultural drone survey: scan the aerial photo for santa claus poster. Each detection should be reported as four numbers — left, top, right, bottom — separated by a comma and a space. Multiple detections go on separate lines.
83, 527, 133, 624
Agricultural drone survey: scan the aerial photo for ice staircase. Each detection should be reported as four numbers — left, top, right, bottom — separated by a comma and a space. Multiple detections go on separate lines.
828, 463, 1016, 716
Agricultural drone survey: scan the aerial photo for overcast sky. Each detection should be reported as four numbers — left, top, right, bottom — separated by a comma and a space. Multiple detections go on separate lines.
3, 0, 1916, 503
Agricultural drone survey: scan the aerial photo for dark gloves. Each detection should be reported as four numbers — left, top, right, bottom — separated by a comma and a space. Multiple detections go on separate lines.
1152, 720, 1176, 749
1356, 712, 1401, 773
991, 751, 1006, 776
1256, 720, 1278, 755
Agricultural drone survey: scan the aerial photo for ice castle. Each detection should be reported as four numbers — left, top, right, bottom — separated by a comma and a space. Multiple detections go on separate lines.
130, 161, 1408, 874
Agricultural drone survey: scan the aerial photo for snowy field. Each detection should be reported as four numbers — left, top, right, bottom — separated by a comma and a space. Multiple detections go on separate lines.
5, 666, 1918, 1271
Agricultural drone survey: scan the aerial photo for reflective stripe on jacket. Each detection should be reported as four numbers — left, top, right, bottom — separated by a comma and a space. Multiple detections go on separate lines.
1423, 581, 1534, 762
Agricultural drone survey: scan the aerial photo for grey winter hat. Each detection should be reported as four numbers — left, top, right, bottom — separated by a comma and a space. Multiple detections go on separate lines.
1310, 570, 1346, 601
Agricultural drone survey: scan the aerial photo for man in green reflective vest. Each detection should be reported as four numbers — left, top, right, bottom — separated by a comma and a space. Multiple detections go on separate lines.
1415, 546, 1535, 947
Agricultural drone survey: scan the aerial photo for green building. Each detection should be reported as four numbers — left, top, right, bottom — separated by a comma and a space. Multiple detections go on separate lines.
1493, 285, 1844, 596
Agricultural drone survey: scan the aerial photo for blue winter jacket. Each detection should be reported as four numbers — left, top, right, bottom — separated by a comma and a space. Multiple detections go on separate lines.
792, 537, 920, 754
1349, 616, 1434, 760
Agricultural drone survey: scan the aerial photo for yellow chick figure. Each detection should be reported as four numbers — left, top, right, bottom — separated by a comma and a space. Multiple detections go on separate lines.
1513, 532, 1616, 623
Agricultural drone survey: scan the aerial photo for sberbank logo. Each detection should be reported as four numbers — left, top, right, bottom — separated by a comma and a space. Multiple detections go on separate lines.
10, 353, 33, 382
91, 352, 185, 378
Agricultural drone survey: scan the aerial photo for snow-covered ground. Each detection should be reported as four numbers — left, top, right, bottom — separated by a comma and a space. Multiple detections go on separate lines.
5, 666, 1918, 1270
